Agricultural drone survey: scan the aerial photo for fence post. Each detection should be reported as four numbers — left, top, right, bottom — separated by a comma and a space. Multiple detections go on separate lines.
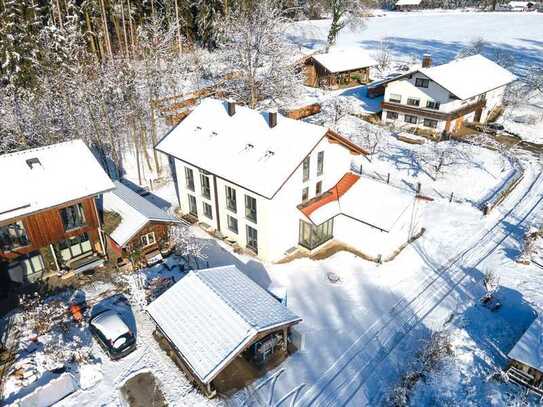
416, 182, 421, 194
387, 173, 390, 184
449, 192, 454, 203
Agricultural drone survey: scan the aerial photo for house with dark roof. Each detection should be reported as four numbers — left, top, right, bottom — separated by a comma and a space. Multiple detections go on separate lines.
102, 180, 183, 267
147, 265, 302, 397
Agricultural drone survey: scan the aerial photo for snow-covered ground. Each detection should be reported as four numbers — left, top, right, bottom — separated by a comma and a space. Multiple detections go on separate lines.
288, 12, 543, 75
499, 91, 543, 144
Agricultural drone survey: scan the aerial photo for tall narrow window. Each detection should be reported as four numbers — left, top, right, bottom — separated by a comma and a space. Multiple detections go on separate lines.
245, 195, 257, 223
246, 226, 258, 253
302, 187, 309, 202
316, 181, 322, 195
303, 156, 310, 182
0, 221, 29, 251
298, 219, 334, 250
60, 203, 86, 231
188, 195, 198, 216
185, 167, 195, 191
317, 151, 324, 176
200, 174, 211, 199
225, 186, 237, 213
203, 202, 213, 219
227, 216, 238, 234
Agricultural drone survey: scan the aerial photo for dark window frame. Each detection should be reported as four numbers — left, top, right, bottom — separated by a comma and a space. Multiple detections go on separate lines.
404, 114, 418, 124
423, 118, 438, 128
200, 173, 211, 199
246, 225, 258, 254
415, 78, 429, 88
0, 221, 30, 251
60, 203, 87, 231
203, 202, 213, 219
185, 167, 195, 192
227, 215, 238, 234
225, 186, 237, 213
407, 97, 420, 107
245, 195, 257, 223
386, 111, 399, 120
317, 151, 324, 176
188, 194, 198, 216
389, 94, 402, 103
316, 181, 322, 195
302, 156, 310, 182
426, 100, 440, 110
302, 187, 309, 202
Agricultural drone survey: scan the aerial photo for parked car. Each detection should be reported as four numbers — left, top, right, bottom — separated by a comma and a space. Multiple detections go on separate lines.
89, 310, 136, 360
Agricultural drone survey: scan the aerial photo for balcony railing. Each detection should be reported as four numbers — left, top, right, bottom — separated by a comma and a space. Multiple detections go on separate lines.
382, 99, 486, 121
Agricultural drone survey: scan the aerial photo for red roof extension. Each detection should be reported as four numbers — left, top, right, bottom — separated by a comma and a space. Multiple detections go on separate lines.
300, 172, 360, 217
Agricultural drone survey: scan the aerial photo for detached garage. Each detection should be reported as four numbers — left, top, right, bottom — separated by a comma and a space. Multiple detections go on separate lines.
146, 265, 302, 397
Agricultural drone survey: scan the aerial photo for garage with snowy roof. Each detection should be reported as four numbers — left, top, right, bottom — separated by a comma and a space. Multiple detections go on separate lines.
146, 265, 302, 397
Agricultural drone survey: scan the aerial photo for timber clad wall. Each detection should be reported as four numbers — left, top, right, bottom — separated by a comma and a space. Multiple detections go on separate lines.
125, 223, 169, 254
0, 197, 102, 260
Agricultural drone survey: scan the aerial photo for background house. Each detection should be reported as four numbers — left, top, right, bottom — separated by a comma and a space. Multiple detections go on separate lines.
395, 0, 423, 11
381, 54, 517, 135
102, 180, 183, 267
508, 1, 536, 10
303, 49, 377, 89
0, 140, 114, 284
147, 265, 302, 398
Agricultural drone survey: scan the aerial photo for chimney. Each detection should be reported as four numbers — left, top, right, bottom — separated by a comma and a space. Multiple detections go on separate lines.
227, 100, 236, 116
268, 110, 278, 128
422, 54, 432, 68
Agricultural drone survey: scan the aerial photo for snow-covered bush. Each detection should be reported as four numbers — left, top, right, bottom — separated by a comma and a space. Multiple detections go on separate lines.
385, 331, 453, 406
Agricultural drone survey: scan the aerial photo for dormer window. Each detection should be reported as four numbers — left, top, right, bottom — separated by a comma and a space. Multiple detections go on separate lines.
415, 78, 429, 88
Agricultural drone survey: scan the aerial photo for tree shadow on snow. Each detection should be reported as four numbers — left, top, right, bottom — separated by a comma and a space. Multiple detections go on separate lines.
460, 286, 537, 368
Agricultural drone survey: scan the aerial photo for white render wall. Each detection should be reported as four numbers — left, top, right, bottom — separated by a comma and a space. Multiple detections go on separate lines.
382, 72, 507, 131
171, 135, 355, 262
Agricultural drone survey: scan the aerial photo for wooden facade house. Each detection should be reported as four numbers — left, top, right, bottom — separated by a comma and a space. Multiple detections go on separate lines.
102, 180, 183, 267
303, 49, 377, 89
147, 265, 302, 398
0, 140, 114, 284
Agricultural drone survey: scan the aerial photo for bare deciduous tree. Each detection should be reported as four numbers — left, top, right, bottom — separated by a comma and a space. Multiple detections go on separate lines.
373, 39, 392, 73
217, 0, 303, 108
324, 0, 368, 49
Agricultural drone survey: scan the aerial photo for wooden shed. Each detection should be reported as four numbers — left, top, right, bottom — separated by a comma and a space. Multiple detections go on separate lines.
147, 265, 302, 398
102, 180, 183, 268
303, 49, 377, 89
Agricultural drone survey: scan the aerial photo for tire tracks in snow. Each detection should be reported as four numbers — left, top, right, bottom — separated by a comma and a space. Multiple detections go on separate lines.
293, 167, 543, 407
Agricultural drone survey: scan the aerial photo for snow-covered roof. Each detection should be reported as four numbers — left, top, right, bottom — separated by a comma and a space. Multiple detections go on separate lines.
102, 181, 180, 247
508, 1, 532, 7
301, 173, 415, 232
396, 0, 422, 6
155, 98, 328, 199
312, 49, 377, 73
16, 372, 78, 407
146, 265, 301, 384
418, 54, 517, 100
508, 314, 543, 372
0, 140, 114, 223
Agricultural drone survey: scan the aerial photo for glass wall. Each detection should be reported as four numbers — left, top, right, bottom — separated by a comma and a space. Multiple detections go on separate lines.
298, 219, 334, 250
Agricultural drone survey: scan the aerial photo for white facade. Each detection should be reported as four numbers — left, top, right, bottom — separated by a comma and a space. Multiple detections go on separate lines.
172, 135, 353, 261
158, 98, 422, 262
382, 55, 515, 134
